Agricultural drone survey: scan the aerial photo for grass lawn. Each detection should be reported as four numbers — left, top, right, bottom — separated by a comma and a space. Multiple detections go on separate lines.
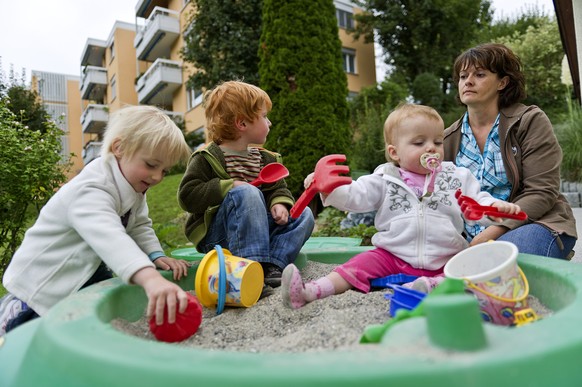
144, 173, 191, 253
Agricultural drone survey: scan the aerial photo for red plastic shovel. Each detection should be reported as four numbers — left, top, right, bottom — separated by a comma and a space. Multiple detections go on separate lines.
249, 163, 289, 186
455, 189, 528, 221
290, 154, 352, 218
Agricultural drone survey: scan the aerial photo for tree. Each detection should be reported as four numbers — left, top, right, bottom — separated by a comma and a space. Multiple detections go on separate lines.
259, 0, 351, 196
497, 17, 566, 122
0, 61, 50, 134
353, 0, 493, 91
0, 98, 70, 274
482, 3, 552, 42
5, 85, 51, 134
411, 72, 445, 110
348, 78, 408, 172
182, 0, 263, 90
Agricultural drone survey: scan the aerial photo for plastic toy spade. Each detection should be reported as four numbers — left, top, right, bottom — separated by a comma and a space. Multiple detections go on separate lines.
249, 163, 289, 186
290, 154, 352, 218
455, 189, 528, 221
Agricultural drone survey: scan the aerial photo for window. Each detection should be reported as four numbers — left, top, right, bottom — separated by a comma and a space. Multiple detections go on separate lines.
336, 9, 354, 29
109, 41, 115, 63
110, 75, 117, 102
187, 87, 203, 110
342, 48, 356, 74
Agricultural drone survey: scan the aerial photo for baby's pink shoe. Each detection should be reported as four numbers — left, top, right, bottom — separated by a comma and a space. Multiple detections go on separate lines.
403, 275, 445, 293
281, 264, 307, 309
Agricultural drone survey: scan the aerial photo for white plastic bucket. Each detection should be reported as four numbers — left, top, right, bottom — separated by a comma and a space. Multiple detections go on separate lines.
444, 241, 529, 326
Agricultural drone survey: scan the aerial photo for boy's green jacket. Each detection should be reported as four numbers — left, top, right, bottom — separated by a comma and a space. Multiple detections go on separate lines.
178, 142, 295, 249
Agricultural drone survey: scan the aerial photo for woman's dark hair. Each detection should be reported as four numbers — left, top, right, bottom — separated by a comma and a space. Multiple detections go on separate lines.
452, 43, 527, 108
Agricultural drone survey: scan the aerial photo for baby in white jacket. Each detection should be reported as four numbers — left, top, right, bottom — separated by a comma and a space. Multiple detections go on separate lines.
282, 103, 521, 309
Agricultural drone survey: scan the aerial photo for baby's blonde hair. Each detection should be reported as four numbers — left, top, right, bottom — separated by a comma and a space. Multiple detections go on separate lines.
101, 105, 191, 166
383, 103, 444, 165
203, 81, 272, 144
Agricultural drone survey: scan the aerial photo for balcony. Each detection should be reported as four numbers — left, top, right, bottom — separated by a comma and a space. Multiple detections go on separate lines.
80, 38, 107, 67
83, 141, 103, 165
135, 7, 180, 62
136, 58, 182, 106
162, 110, 184, 125
80, 66, 107, 101
81, 104, 109, 134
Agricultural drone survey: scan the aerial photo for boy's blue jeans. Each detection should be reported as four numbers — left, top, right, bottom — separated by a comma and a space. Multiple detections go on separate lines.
199, 185, 315, 269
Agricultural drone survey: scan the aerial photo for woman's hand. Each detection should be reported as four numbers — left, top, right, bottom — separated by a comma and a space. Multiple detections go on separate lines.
271, 203, 289, 225
492, 200, 522, 215
154, 256, 191, 281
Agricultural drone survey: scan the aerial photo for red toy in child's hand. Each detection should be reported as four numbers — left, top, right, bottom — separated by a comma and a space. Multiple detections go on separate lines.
290, 154, 352, 218
249, 163, 289, 186
149, 293, 203, 343
455, 189, 528, 221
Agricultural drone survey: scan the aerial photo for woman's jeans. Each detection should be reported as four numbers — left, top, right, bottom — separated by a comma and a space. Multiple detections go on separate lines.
498, 223, 577, 260
199, 185, 315, 269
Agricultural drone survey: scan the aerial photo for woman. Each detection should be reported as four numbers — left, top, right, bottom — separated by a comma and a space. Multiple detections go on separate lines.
444, 43, 577, 259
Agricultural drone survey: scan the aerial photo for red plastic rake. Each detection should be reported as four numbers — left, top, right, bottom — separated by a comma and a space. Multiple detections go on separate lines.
290, 154, 352, 218
455, 189, 527, 221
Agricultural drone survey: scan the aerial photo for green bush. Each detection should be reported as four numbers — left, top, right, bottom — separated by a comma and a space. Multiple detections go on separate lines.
0, 99, 70, 274
312, 207, 376, 246
556, 102, 582, 182
348, 78, 408, 173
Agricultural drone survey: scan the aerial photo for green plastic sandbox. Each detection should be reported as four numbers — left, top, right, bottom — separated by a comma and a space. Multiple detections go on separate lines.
2, 240, 582, 386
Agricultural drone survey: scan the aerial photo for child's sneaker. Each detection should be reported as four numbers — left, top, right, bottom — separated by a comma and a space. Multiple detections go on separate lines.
281, 264, 307, 309
262, 263, 282, 288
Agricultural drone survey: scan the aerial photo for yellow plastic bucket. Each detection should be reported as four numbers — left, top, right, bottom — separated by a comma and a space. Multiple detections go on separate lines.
195, 245, 264, 314
444, 241, 529, 326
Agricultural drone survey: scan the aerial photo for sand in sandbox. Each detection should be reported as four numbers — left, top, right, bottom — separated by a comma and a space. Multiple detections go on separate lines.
111, 261, 552, 353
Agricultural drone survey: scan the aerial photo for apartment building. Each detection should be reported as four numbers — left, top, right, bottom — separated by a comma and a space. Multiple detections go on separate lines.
54, 0, 377, 168
79, 21, 142, 165
30, 71, 84, 178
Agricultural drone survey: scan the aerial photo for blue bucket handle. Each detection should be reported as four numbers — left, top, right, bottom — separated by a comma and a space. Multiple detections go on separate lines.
214, 245, 227, 315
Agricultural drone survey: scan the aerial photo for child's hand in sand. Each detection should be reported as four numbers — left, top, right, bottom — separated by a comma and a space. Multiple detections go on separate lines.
154, 256, 191, 281
131, 267, 189, 325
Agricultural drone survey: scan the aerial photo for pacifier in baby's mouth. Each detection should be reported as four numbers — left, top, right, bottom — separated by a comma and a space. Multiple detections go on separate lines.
420, 153, 442, 196
420, 153, 442, 172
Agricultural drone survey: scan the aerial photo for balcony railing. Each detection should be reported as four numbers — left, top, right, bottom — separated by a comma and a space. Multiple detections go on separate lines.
135, 6, 180, 62
162, 110, 184, 124
81, 104, 109, 134
135, 0, 167, 18
136, 58, 182, 106
83, 141, 103, 165
80, 66, 107, 101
